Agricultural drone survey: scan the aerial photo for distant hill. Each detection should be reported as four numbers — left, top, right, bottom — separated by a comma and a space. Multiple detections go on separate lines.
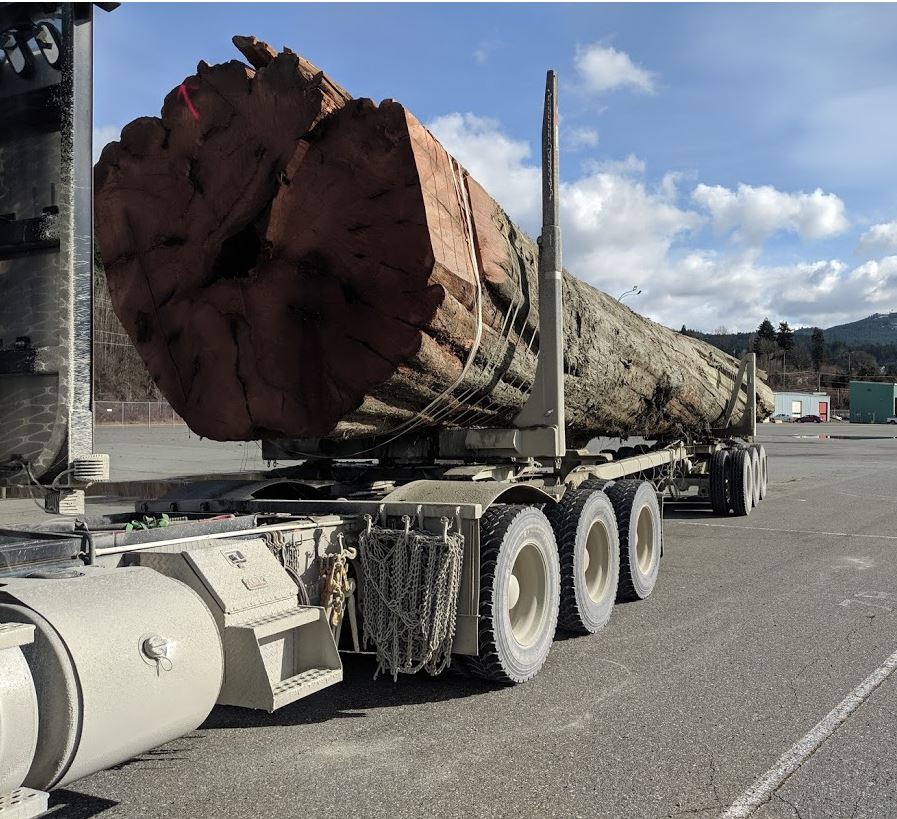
794, 312, 897, 346
681, 312, 897, 350
679, 311, 897, 379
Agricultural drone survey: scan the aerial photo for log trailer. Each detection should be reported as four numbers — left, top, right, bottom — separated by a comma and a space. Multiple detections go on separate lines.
0, 6, 769, 817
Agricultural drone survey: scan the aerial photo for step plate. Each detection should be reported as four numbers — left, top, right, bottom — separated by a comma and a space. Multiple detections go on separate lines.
271, 667, 343, 710
0, 789, 49, 819
236, 606, 320, 640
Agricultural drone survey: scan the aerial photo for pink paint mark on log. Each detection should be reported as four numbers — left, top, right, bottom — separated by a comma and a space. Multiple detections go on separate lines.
178, 83, 200, 120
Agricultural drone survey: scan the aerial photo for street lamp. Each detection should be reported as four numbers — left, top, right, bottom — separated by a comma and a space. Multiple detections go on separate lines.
618, 285, 642, 302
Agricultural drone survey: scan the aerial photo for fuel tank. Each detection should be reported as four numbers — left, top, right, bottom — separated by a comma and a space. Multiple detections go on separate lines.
0, 566, 223, 790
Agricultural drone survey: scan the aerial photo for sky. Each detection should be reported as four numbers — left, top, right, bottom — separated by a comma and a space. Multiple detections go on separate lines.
94, 2, 897, 333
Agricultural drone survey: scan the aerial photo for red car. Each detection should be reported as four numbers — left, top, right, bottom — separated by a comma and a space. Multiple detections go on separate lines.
794, 414, 822, 423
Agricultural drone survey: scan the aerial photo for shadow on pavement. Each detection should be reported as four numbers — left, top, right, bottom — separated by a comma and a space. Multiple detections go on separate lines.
663, 505, 719, 520
201, 653, 501, 729
46, 790, 118, 819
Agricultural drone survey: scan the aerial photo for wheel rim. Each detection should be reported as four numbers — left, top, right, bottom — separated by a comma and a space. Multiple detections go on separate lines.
583, 519, 612, 603
635, 505, 656, 574
508, 541, 548, 646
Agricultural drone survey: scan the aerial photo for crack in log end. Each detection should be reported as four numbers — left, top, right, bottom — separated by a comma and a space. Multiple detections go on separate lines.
134, 311, 153, 344
341, 280, 373, 308
288, 303, 323, 322
227, 315, 255, 432
204, 221, 263, 286
157, 288, 177, 309
161, 236, 185, 247
187, 160, 205, 196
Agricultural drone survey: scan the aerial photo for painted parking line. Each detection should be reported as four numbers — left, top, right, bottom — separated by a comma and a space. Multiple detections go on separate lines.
720, 647, 897, 818
673, 521, 897, 542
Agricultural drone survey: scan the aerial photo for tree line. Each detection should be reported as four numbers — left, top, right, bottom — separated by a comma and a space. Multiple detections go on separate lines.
679, 319, 897, 391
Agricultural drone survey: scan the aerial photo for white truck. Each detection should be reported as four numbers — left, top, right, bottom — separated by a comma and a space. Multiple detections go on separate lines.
0, 5, 768, 817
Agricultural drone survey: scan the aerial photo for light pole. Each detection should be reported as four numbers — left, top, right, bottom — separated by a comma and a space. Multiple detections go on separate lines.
618, 285, 642, 302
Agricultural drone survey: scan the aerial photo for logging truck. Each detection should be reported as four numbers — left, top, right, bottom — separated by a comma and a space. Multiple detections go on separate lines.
0, 6, 769, 817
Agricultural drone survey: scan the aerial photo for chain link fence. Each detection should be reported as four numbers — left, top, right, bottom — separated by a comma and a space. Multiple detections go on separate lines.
95, 400, 185, 426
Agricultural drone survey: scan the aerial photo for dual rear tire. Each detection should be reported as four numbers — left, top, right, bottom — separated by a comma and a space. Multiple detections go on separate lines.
547, 484, 620, 635
709, 444, 768, 516
464, 505, 560, 684
467, 479, 662, 683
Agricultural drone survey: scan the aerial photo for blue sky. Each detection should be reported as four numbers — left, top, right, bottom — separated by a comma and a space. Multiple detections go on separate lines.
94, 3, 897, 332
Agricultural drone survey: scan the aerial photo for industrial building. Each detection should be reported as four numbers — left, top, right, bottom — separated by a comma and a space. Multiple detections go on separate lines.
772, 391, 831, 420
849, 381, 897, 423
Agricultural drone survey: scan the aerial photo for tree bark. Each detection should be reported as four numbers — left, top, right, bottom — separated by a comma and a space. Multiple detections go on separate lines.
95, 38, 773, 445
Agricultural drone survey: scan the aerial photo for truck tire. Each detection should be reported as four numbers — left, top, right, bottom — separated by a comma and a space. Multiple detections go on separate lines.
465, 505, 560, 684
729, 448, 753, 516
709, 448, 730, 516
617, 446, 636, 460
604, 480, 662, 601
753, 444, 768, 501
547, 484, 620, 634
749, 447, 761, 508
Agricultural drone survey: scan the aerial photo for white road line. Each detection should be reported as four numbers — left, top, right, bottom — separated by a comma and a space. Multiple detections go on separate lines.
837, 491, 897, 501
720, 647, 897, 818
673, 521, 897, 542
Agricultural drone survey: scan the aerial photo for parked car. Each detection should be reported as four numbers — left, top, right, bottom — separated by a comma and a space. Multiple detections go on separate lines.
794, 414, 822, 423
887, 416, 897, 425
771, 413, 792, 422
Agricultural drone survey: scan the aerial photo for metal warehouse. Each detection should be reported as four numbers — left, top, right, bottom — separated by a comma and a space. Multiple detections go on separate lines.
849, 381, 897, 423
773, 391, 832, 420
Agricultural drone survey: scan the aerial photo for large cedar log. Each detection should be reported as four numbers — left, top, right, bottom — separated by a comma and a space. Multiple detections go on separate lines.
95, 38, 773, 445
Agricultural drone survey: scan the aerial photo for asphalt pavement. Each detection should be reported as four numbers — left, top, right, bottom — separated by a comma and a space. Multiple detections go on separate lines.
19, 424, 897, 817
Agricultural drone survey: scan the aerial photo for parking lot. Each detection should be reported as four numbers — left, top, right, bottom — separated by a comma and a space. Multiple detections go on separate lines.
11, 423, 897, 818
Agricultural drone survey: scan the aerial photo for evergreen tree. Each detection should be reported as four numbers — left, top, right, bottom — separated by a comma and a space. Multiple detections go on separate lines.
777, 321, 794, 382
811, 328, 825, 372
758, 318, 776, 342
776, 321, 794, 353
753, 318, 778, 368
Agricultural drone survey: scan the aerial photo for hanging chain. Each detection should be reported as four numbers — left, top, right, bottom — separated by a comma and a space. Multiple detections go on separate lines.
358, 514, 464, 681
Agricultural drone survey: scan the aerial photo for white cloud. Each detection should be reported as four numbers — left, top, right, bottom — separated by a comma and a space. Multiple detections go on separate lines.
692, 183, 848, 244
857, 221, 897, 257
771, 256, 897, 327
428, 112, 541, 226
428, 111, 701, 313
426, 111, 893, 331
574, 43, 656, 95
93, 124, 121, 164
473, 40, 499, 65
561, 168, 702, 293
583, 153, 646, 176
565, 126, 599, 150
